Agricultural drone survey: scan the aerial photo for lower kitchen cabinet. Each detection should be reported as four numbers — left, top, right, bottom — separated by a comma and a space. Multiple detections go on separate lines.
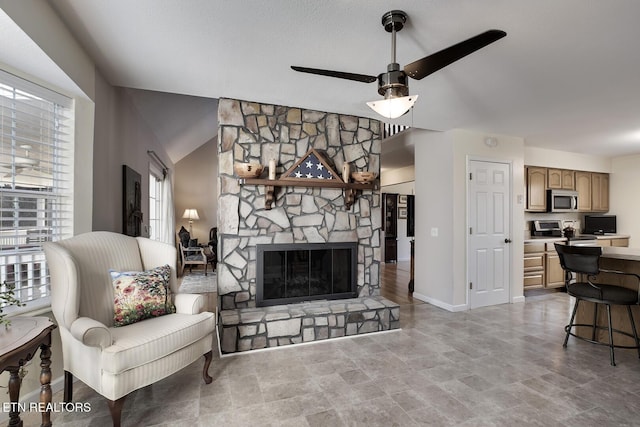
545, 243, 565, 288
524, 242, 545, 290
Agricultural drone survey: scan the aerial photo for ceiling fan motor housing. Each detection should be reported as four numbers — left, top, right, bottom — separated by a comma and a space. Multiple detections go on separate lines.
381, 10, 407, 33
377, 63, 409, 97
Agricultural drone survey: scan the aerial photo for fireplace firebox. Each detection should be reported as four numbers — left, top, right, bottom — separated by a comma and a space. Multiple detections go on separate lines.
256, 242, 358, 307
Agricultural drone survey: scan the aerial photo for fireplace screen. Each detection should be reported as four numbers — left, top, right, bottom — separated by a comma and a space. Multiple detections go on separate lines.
256, 242, 357, 306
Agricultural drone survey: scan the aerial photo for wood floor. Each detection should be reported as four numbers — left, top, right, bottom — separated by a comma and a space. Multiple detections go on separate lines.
380, 260, 424, 305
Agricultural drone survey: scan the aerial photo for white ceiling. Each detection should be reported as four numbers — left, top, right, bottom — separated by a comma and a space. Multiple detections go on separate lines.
45, 1, 640, 164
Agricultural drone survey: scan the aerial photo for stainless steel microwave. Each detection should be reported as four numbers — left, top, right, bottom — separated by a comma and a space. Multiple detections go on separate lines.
547, 189, 579, 212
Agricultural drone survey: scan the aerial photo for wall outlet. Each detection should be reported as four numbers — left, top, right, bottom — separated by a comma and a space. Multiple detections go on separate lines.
431, 227, 439, 237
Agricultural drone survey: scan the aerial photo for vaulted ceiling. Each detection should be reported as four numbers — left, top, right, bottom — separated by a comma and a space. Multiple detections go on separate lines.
37, 1, 640, 164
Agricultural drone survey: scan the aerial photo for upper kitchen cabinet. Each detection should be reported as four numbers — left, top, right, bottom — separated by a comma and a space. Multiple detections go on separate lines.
575, 171, 610, 212
575, 171, 592, 211
526, 166, 547, 212
591, 172, 609, 212
525, 166, 609, 213
547, 168, 575, 190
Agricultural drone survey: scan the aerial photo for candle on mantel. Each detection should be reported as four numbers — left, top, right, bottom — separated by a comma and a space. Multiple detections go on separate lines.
268, 159, 276, 180
342, 163, 350, 183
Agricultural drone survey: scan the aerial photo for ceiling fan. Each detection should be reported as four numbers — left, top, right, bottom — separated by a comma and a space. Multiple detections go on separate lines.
291, 10, 506, 119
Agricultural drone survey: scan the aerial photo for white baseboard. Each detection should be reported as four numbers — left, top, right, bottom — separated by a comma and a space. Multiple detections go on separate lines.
412, 292, 468, 312
512, 296, 525, 303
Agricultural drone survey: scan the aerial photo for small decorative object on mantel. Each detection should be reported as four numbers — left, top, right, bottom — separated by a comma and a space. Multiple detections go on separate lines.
351, 171, 378, 184
234, 162, 265, 178
0, 280, 26, 329
281, 149, 340, 182
236, 149, 377, 210
342, 163, 351, 183
268, 159, 277, 180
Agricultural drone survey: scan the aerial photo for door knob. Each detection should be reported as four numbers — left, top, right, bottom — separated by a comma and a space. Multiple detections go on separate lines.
504, 238, 512, 243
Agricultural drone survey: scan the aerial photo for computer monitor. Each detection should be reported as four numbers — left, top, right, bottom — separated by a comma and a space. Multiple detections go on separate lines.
583, 215, 616, 235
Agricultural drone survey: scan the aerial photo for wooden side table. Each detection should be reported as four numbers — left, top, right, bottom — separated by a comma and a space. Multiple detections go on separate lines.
0, 317, 57, 427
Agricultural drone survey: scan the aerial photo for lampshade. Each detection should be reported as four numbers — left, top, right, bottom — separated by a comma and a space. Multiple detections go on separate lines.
182, 209, 199, 221
366, 95, 418, 119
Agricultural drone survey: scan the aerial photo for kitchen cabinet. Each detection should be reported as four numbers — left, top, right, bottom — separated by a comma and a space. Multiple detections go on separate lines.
524, 242, 545, 289
573, 171, 609, 212
597, 237, 629, 247
526, 167, 547, 212
525, 167, 609, 213
575, 171, 592, 211
545, 243, 565, 288
591, 173, 609, 212
548, 169, 575, 190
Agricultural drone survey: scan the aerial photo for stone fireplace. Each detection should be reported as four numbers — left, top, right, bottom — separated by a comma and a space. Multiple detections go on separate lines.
216, 98, 399, 353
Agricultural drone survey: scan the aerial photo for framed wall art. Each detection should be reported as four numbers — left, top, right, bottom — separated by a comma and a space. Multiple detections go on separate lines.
122, 165, 143, 237
398, 207, 408, 220
398, 194, 408, 206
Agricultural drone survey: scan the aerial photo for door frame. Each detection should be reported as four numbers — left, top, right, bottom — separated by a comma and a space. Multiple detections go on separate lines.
466, 156, 514, 309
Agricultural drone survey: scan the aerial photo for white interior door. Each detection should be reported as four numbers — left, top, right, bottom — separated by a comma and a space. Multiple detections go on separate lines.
468, 160, 511, 309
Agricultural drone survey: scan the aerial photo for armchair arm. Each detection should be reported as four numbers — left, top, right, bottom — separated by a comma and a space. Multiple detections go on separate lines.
70, 317, 112, 348
174, 293, 205, 314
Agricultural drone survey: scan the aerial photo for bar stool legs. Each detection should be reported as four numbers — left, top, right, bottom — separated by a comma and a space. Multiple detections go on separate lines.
606, 304, 615, 366
564, 299, 640, 366
628, 306, 640, 359
564, 299, 580, 348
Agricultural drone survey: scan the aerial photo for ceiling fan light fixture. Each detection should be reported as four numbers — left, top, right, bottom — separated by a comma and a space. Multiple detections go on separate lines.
367, 94, 418, 119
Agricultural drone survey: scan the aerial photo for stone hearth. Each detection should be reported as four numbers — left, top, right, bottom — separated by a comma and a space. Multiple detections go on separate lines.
219, 296, 399, 353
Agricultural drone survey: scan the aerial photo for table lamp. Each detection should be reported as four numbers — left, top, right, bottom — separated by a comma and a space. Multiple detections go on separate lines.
182, 208, 199, 235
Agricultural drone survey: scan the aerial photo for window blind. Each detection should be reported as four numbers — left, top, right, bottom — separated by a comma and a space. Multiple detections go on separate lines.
0, 69, 74, 311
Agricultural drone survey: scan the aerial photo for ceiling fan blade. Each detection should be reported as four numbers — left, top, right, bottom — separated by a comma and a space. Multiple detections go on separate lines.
291, 66, 377, 83
404, 29, 507, 80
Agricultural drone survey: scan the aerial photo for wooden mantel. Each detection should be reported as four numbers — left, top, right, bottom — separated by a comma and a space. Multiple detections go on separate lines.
238, 178, 377, 210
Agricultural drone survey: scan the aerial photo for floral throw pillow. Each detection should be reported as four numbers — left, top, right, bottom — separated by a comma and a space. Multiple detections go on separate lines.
110, 264, 176, 327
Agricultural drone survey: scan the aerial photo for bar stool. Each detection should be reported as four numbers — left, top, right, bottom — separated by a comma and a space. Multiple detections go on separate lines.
554, 243, 640, 366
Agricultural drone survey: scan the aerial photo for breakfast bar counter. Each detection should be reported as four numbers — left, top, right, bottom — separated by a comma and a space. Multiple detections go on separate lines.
574, 246, 640, 347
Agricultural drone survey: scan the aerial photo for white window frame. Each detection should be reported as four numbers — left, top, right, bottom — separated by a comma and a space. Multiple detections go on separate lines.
149, 165, 163, 241
0, 69, 74, 314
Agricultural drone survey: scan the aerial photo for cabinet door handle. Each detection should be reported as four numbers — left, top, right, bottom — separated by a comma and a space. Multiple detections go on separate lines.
504, 238, 512, 243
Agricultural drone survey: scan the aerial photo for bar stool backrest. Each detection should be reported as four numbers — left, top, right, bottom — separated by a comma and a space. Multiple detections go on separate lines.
554, 243, 602, 276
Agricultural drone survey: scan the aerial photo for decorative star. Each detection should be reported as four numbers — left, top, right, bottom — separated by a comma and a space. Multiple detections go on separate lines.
306, 173, 313, 179
317, 163, 324, 170
306, 161, 313, 169
294, 171, 302, 178
317, 174, 324, 179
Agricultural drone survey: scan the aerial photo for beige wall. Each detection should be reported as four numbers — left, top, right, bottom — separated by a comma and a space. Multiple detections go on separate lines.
381, 165, 415, 186
610, 155, 640, 248
524, 146, 612, 172
413, 129, 526, 310
92, 85, 174, 234
174, 137, 219, 241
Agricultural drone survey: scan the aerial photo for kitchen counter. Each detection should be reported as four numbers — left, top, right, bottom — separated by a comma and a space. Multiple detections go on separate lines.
601, 246, 640, 262
524, 234, 630, 243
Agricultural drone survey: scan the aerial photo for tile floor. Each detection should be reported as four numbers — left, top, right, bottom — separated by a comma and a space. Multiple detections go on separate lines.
21, 292, 640, 426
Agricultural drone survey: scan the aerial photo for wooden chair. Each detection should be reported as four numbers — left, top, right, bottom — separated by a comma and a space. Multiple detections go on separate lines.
178, 241, 209, 276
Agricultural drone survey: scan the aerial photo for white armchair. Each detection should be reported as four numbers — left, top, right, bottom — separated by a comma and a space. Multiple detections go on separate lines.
43, 231, 215, 427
